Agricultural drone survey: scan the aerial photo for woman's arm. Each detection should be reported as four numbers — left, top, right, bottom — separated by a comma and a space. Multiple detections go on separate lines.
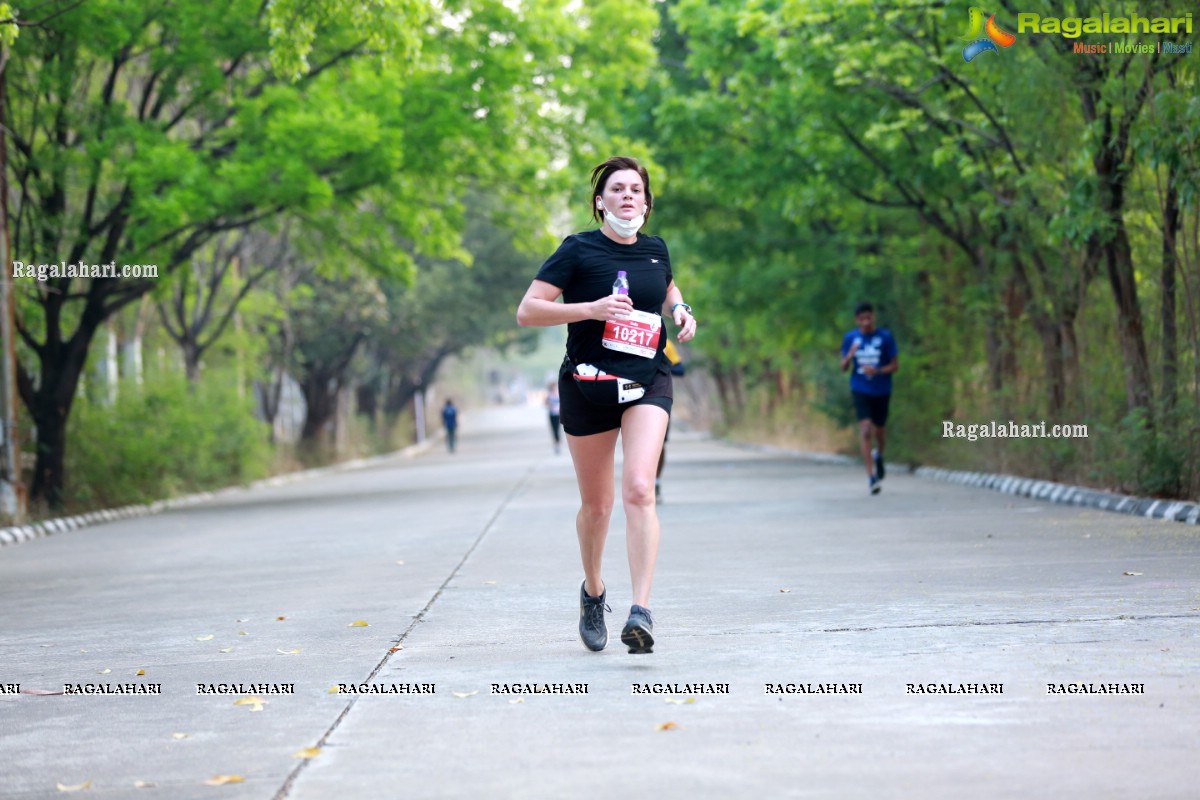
662, 280, 697, 343
517, 279, 632, 327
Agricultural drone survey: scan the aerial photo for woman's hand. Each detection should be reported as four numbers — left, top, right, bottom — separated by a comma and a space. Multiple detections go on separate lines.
591, 294, 633, 321
674, 306, 697, 343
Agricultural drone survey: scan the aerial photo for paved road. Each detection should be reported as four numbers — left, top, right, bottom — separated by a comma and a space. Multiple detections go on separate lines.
1, 405, 1197, 799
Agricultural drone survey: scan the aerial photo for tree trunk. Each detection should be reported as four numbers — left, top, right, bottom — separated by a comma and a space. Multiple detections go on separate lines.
1094, 135, 1154, 419
1161, 171, 1180, 414
26, 334, 92, 509
1101, 225, 1155, 417
300, 373, 335, 444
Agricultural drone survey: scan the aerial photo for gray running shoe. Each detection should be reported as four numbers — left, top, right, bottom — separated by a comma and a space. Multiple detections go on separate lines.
621, 605, 655, 654
873, 448, 885, 480
579, 581, 610, 652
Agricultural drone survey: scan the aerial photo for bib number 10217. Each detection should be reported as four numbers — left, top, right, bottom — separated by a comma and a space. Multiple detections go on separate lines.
602, 310, 662, 359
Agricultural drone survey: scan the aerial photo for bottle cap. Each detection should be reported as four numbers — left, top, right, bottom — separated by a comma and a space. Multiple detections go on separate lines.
617, 271, 627, 278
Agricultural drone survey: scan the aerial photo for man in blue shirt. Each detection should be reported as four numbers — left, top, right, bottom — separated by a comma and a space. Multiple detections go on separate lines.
840, 303, 899, 494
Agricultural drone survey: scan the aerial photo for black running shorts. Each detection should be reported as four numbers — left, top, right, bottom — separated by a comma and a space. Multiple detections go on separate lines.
559, 368, 673, 437
852, 391, 891, 427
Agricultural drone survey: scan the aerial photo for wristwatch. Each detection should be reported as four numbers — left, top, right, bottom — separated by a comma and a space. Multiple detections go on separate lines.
671, 303, 692, 315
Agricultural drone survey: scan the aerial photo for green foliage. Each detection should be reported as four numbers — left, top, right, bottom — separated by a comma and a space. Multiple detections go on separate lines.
0, 3, 18, 46
611, 0, 1200, 497
65, 371, 271, 510
1092, 403, 1197, 499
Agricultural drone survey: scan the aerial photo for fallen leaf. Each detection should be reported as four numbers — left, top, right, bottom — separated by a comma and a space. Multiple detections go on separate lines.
97, 669, 111, 675
219, 648, 234, 653
1122, 571, 1142, 576
204, 775, 245, 786
195, 635, 214, 641
388, 646, 403, 653
779, 589, 791, 593
234, 696, 267, 712
327, 686, 341, 694
664, 697, 695, 705
171, 733, 189, 740
277, 648, 300, 655
451, 691, 478, 698
347, 620, 369, 627
293, 747, 321, 760
55, 781, 92, 792
133, 780, 156, 789
657, 722, 679, 731
136, 669, 145, 676
508, 698, 525, 704
276, 616, 286, 621
238, 631, 248, 636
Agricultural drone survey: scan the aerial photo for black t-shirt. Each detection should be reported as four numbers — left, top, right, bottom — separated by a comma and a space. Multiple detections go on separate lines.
535, 229, 673, 385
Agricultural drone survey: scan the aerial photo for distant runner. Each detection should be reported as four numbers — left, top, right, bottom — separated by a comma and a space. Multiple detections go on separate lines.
840, 303, 898, 494
441, 399, 458, 454
656, 339, 685, 502
546, 382, 562, 454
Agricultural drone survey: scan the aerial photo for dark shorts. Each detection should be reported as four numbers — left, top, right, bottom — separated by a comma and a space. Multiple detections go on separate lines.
560, 368, 673, 437
852, 391, 890, 427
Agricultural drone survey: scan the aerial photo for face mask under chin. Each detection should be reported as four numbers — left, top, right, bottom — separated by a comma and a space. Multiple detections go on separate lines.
600, 200, 645, 238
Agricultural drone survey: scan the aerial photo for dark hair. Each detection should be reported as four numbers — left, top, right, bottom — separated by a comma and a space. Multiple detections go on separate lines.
590, 156, 653, 223
854, 302, 874, 316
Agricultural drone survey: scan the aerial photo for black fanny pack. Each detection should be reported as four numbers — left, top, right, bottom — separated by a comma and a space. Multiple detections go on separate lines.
572, 363, 647, 405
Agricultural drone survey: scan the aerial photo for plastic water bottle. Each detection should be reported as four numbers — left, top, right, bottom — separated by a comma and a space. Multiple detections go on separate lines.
612, 270, 629, 296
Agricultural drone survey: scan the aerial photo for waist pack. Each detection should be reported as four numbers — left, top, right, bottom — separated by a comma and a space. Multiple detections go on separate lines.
572, 362, 646, 406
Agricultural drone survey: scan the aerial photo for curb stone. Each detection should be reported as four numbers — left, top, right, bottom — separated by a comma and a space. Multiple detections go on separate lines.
0, 440, 436, 548
915, 466, 1199, 526
728, 439, 1199, 527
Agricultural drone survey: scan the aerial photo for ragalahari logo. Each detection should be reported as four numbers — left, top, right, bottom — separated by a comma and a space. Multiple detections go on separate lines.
962, 7, 1017, 61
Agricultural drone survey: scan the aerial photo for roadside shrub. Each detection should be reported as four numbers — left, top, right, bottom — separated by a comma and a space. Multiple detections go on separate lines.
65, 371, 271, 511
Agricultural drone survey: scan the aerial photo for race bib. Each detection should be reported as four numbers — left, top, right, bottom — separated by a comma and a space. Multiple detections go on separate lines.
602, 309, 662, 359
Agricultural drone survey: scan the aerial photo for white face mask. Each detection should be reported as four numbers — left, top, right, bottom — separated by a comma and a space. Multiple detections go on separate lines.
599, 199, 644, 238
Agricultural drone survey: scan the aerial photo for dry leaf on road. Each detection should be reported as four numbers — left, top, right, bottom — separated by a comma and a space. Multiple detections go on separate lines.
171, 733, 189, 740
293, 748, 321, 760
55, 781, 91, 792
234, 696, 267, 712
133, 780, 156, 789
277, 648, 300, 655
1123, 571, 1143, 576
204, 775, 245, 786
327, 686, 341, 694
347, 620, 369, 627
135, 670, 145, 676
195, 635, 214, 641
657, 722, 679, 731
664, 697, 695, 705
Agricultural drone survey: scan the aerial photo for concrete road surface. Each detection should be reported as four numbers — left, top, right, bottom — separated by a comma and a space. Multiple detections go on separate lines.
1, 404, 1197, 799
